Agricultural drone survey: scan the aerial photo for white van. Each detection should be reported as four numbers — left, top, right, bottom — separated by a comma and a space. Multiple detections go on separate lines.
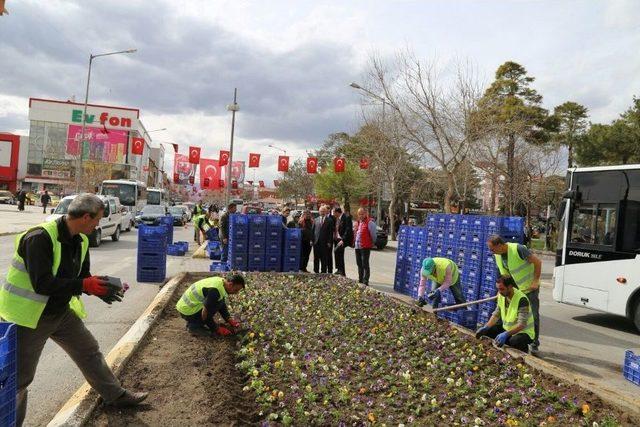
47, 195, 123, 247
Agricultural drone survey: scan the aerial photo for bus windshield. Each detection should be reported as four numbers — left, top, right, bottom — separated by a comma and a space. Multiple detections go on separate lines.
102, 183, 136, 206
148, 191, 161, 205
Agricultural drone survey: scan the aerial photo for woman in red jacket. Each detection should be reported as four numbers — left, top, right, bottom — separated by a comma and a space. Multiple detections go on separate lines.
353, 208, 377, 285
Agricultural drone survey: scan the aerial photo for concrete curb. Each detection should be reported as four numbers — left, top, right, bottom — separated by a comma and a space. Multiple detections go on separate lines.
0, 231, 20, 237
47, 272, 188, 427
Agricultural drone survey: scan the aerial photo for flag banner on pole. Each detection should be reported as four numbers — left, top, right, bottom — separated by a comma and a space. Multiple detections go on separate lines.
219, 150, 230, 166
334, 157, 345, 173
174, 153, 192, 185
199, 158, 221, 189
307, 157, 318, 174
131, 138, 145, 155
359, 158, 369, 169
188, 146, 201, 164
248, 153, 260, 168
278, 155, 289, 172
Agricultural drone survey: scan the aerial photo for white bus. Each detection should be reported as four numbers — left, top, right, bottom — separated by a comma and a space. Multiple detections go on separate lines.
100, 179, 147, 212
553, 164, 640, 331
147, 187, 168, 206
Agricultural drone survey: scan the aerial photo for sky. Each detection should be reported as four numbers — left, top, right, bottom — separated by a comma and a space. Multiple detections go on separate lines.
1, 0, 639, 184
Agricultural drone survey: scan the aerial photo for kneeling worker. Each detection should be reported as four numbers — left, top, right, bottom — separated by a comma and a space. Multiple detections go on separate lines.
416, 257, 466, 308
475, 275, 535, 353
176, 274, 245, 336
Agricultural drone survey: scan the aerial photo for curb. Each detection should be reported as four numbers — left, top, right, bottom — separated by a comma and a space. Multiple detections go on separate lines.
46, 272, 188, 427
0, 231, 20, 237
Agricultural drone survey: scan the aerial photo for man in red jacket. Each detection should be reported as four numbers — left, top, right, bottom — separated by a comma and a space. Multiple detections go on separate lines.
353, 208, 377, 285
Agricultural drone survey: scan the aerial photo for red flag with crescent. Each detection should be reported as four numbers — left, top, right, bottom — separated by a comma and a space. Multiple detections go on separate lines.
199, 158, 221, 189
249, 153, 260, 168
173, 173, 179, 183
259, 180, 265, 188
188, 146, 201, 164
219, 150, 230, 166
306, 157, 318, 174
278, 155, 289, 172
334, 157, 345, 173
132, 138, 145, 155
360, 158, 369, 169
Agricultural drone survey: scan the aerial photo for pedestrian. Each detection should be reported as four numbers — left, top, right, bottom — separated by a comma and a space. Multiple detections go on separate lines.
41, 190, 51, 214
312, 205, 334, 273
394, 217, 401, 236
332, 207, 353, 276
219, 202, 237, 263
194, 210, 213, 246
287, 211, 300, 229
475, 275, 535, 353
0, 194, 148, 426
192, 200, 204, 242
299, 210, 314, 272
416, 257, 467, 308
353, 207, 377, 285
487, 234, 542, 353
17, 189, 26, 211
176, 274, 245, 337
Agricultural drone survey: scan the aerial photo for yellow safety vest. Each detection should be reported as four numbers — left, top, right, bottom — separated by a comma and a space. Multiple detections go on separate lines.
495, 243, 534, 293
0, 220, 89, 329
497, 288, 535, 340
422, 257, 460, 286
176, 277, 227, 316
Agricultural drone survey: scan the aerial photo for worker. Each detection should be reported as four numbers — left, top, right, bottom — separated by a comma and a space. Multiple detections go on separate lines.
416, 257, 466, 308
176, 274, 245, 336
487, 234, 542, 353
194, 210, 213, 245
475, 275, 535, 353
0, 194, 147, 426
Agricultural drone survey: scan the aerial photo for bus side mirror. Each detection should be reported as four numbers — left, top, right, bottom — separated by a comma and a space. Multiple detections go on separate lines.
562, 190, 577, 201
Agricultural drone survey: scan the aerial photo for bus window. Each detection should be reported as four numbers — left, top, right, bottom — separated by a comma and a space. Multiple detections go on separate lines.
570, 203, 616, 246
148, 191, 161, 204
571, 205, 595, 244
594, 204, 616, 245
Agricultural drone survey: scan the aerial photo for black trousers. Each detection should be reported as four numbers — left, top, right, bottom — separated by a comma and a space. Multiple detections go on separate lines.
334, 244, 345, 275
300, 241, 312, 271
355, 248, 371, 285
42, 203, 48, 213
313, 242, 330, 273
477, 324, 533, 353
181, 311, 217, 331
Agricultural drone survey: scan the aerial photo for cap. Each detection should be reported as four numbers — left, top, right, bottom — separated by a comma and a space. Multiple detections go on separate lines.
421, 258, 435, 277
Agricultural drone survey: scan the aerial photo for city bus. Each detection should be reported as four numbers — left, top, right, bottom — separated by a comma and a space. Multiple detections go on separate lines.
147, 187, 168, 206
100, 179, 147, 212
553, 164, 640, 331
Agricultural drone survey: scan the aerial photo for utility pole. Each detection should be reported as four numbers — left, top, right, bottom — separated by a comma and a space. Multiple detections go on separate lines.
225, 88, 239, 205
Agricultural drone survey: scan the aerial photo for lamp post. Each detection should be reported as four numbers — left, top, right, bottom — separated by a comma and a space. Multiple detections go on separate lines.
225, 88, 239, 205
75, 48, 137, 193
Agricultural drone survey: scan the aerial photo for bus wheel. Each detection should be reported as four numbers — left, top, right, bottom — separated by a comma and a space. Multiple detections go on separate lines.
633, 300, 640, 333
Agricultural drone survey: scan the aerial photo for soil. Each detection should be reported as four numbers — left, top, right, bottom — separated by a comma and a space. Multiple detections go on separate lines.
90, 277, 260, 427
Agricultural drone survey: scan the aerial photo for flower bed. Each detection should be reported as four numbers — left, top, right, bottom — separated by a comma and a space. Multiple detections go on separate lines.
235, 274, 634, 426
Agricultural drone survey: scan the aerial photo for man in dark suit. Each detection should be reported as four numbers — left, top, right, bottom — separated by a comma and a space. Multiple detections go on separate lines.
313, 205, 334, 273
332, 207, 353, 276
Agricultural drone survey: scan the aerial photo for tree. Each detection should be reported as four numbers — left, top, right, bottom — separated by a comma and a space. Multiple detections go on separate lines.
552, 101, 589, 167
477, 61, 551, 214
277, 159, 315, 205
314, 162, 369, 212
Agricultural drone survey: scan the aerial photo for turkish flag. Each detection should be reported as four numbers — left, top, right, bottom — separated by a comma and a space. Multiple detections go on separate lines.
360, 158, 369, 169
219, 150, 230, 166
188, 146, 201, 164
274, 180, 280, 187
334, 157, 346, 173
232, 180, 238, 189
132, 138, 145, 155
199, 158, 221, 189
307, 157, 318, 174
259, 180, 265, 188
278, 155, 289, 172
188, 176, 195, 184
248, 153, 260, 168
173, 173, 179, 183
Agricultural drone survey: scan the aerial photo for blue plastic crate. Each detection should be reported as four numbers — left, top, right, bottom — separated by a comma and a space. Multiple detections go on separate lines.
174, 241, 189, 252
209, 261, 229, 272
0, 322, 16, 427
248, 240, 266, 252
166, 244, 186, 256
478, 283, 497, 299
452, 309, 478, 329
281, 261, 299, 272
138, 237, 168, 252
623, 350, 640, 386
138, 251, 166, 267
230, 213, 249, 226
137, 266, 166, 283
501, 216, 524, 235
206, 228, 219, 241
138, 223, 169, 238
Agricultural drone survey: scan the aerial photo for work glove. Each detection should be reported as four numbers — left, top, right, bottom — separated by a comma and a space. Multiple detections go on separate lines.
494, 331, 510, 347
427, 289, 442, 307
99, 293, 123, 305
216, 326, 233, 336
82, 276, 110, 296
475, 326, 490, 339
227, 318, 240, 328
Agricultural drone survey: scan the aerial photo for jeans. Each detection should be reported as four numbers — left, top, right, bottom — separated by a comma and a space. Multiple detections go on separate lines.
477, 324, 533, 353
355, 248, 371, 285
525, 289, 540, 347
15, 309, 125, 426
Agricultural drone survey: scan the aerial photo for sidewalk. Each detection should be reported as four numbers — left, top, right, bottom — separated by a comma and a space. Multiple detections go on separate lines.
0, 204, 53, 235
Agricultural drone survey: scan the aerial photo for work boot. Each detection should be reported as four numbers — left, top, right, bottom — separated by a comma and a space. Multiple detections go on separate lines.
188, 326, 211, 337
529, 344, 539, 355
109, 390, 149, 407
416, 297, 427, 307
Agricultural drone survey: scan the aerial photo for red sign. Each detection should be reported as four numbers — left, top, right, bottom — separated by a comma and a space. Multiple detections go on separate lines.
278, 155, 289, 172
360, 158, 369, 169
259, 180, 265, 188
334, 157, 345, 173
307, 157, 318, 174
248, 153, 260, 168
219, 150, 230, 166
199, 158, 221, 189
188, 146, 201, 164
131, 137, 145, 155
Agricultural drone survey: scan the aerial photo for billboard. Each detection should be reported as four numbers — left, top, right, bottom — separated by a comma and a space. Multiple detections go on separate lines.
173, 153, 193, 185
66, 124, 128, 163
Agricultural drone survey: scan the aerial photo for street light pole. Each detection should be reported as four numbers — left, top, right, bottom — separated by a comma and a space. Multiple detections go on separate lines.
75, 49, 137, 193
225, 88, 239, 205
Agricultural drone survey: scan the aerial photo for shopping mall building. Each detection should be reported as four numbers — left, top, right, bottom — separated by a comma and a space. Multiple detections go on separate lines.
24, 98, 166, 194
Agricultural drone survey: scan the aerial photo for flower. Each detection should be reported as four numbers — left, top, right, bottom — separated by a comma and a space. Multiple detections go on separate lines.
581, 404, 590, 415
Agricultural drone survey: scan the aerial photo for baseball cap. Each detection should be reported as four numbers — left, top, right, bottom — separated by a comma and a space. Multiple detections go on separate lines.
421, 258, 435, 277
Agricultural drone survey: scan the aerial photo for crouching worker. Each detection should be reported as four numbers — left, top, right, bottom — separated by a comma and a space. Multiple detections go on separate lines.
416, 257, 466, 308
475, 275, 535, 353
176, 274, 245, 337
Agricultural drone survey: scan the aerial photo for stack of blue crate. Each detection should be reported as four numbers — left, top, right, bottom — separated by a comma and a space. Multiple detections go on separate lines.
501, 216, 525, 243
228, 214, 248, 270
247, 215, 267, 271
206, 240, 222, 259
393, 226, 410, 293
265, 216, 283, 271
137, 224, 168, 282
157, 215, 174, 245
0, 322, 16, 427
282, 228, 302, 272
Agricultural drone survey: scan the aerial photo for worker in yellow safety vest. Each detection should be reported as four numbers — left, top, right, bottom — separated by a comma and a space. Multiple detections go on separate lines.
0, 194, 147, 426
176, 274, 245, 337
416, 257, 467, 308
194, 210, 213, 245
475, 275, 535, 353
192, 200, 205, 241
487, 234, 542, 353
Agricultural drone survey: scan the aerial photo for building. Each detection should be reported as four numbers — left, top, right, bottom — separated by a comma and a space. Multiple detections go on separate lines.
25, 98, 161, 194
0, 133, 28, 192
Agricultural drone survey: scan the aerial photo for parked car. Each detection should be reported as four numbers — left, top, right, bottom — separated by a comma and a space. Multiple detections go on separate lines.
120, 207, 134, 232
175, 205, 192, 221
241, 205, 263, 215
135, 204, 168, 227
168, 206, 188, 225
0, 190, 15, 204
47, 195, 123, 247
375, 226, 388, 250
